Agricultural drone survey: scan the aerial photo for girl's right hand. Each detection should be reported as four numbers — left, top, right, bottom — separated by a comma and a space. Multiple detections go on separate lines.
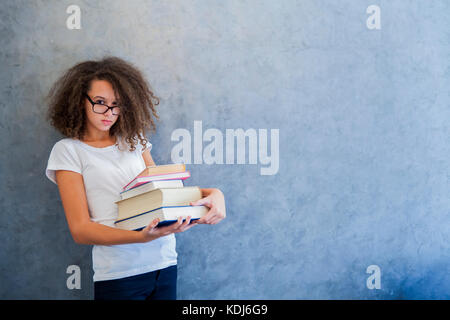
139, 216, 195, 242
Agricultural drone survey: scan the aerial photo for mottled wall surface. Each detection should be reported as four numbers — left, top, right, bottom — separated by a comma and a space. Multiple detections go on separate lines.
1, 0, 449, 299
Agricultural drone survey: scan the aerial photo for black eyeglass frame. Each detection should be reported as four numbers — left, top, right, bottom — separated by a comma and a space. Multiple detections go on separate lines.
85, 94, 121, 115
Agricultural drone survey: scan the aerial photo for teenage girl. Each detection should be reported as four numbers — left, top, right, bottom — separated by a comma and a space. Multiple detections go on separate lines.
45, 56, 226, 300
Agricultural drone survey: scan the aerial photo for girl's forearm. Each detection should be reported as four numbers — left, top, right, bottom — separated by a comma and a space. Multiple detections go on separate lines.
74, 221, 144, 245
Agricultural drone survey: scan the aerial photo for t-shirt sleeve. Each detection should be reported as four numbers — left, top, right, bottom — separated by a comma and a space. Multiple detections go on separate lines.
45, 140, 82, 185
139, 138, 152, 154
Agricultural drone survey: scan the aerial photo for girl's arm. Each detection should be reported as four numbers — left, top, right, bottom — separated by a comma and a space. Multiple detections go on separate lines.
55, 170, 195, 245
142, 148, 156, 166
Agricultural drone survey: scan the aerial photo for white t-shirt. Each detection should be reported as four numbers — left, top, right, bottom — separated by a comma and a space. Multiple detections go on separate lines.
45, 136, 177, 282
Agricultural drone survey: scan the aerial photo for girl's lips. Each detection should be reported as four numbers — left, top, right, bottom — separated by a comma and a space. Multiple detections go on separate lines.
102, 120, 112, 125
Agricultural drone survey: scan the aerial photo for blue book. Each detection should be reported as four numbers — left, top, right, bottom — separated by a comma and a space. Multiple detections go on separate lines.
114, 205, 208, 231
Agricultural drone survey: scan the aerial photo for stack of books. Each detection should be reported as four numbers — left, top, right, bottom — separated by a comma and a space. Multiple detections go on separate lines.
114, 164, 208, 231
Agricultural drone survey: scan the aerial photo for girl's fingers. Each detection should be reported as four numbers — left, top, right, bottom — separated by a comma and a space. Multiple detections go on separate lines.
172, 216, 193, 232
205, 209, 220, 224
190, 197, 212, 207
177, 216, 191, 229
179, 218, 196, 232
197, 210, 215, 224
199, 209, 224, 225
144, 218, 160, 232
152, 217, 182, 235
209, 217, 221, 225
148, 216, 197, 235
195, 204, 215, 224
172, 217, 184, 230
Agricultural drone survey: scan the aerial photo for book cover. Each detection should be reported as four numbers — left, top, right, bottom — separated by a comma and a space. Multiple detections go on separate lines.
120, 179, 184, 200
123, 163, 186, 191
114, 205, 208, 230
123, 171, 191, 191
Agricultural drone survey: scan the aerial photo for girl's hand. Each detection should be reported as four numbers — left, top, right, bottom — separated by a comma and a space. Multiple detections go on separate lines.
190, 188, 226, 225
139, 216, 196, 242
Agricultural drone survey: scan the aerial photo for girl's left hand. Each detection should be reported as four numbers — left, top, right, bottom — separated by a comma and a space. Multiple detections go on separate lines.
190, 188, 226, 225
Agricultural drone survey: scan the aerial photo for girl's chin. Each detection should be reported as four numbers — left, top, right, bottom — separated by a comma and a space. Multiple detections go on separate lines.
95, 125, 111, 132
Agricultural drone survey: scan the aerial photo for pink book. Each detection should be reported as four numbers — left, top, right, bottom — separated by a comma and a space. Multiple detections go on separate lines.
123, 171, 191, 192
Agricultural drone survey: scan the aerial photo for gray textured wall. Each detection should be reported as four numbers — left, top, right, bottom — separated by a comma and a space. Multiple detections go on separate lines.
1, 0, 449, 299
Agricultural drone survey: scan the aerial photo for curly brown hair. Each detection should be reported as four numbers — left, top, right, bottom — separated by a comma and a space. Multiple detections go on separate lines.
45, 56, 160, 152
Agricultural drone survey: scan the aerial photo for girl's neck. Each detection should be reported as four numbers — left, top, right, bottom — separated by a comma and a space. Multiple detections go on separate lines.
82, 131, 114, 143
79, 135, 117, 148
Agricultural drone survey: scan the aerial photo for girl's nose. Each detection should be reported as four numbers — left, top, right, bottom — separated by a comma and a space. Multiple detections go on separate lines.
105, 108, 114, 117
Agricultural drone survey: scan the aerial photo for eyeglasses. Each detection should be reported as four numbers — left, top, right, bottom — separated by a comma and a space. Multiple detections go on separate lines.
85, 94, 121, 115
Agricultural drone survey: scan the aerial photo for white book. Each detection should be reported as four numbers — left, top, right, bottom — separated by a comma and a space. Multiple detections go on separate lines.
120, 180, 184, 200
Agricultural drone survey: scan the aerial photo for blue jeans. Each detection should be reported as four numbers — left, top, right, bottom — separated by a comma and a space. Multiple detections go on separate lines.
94, 265, 177, 300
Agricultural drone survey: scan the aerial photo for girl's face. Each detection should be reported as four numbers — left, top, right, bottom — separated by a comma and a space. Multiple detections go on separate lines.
84, 79, 120, 136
